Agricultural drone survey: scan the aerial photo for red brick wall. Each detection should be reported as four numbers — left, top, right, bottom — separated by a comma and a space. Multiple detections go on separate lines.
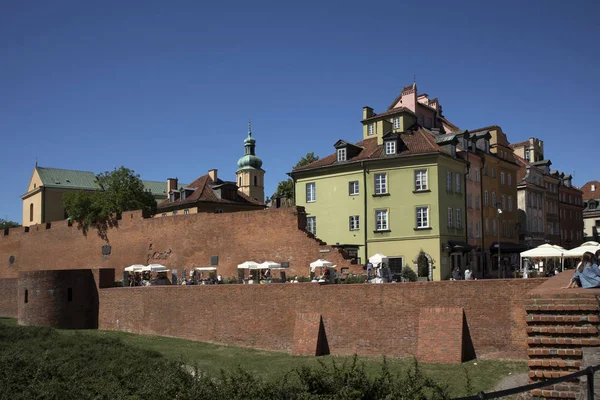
417, 307, 464, 363
0, 208, 356, 280
98, 279, 544, 360
0, 279, 17, 318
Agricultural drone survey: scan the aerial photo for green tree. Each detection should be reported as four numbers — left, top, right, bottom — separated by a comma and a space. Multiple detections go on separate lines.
416, 250, 429, 278
63, 166, 157, 233
0, 219, 20, 230
273, 152, 320, 201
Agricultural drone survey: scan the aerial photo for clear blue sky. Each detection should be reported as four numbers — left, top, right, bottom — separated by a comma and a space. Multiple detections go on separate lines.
1, 0, 598, 224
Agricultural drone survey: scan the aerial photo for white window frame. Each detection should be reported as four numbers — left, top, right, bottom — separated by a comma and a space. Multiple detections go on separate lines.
508, 196, 513, 212
415, 169, 428, 191
375, 209, 388, 231
385, 141, 396, 155
501, 195, 506, 210
393, 117, 401, 129
475, 222, 481, 238
374, 173, 387, 195
508, 174, 512, 186
456, 208, 462, 229
467, 193, 472, 208
184, 209, 190, 215
447, 207, 453, 228
349, 181, 359, 196
306, 216, 316, 235
476, 195, 481, 210
306, 182, 316, 203
368, 123, 376, 135
491, 167, 496, 178
500, 172, 505, 185
475, 168, 480, 182
492, 192, 496, 207
484, 191, 489, 206
349, 215, 360, 231
416, 206, 429, 229
446, 172, 452, 191
337, 148, 347, 162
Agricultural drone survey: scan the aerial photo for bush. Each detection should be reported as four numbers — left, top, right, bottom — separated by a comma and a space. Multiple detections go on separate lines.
400, 266, 417, 282
417, 250, 429, 277
341, 274, 367, 284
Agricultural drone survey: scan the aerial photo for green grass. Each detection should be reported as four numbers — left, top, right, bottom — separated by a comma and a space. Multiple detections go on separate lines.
0, 318, 526, 397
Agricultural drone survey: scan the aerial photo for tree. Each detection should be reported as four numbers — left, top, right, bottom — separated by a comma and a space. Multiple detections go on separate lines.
416, 250, 429, 278
0, 219, 20, 230
63, 167, 157, 234
273, 152, 320, 201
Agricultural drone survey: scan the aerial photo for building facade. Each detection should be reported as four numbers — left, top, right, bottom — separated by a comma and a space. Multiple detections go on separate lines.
554, 173, 584, 249
581, 181, 600, 241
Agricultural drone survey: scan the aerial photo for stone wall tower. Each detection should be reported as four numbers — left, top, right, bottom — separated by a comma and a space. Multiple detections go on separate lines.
236, 122, 265, 203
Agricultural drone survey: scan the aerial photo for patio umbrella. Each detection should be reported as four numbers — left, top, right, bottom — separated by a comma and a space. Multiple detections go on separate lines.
368, 253, 389, 265
142, 264, 169, 272
310, 259, 333, 269
258, 261, 281, 269
563, 242, 600, 257
237, 261, 260, 269
124, 264, 144, 272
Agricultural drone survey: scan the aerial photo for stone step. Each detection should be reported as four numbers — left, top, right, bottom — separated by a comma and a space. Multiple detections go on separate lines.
530, 388, 578, 399
525, 304, 599, 312
528, 337, 600, 346
528, 348, 583, 358
526, 326, 599, 335
528, 359, 582, 369
525, 297, 599, 306
529, 370, 579, 379
527, 314, 600, 324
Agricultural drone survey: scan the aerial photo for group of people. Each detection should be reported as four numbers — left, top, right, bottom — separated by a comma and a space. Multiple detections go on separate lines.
563, 250, 600, 289
452, 266, 473, 281
127, 271, 171, 286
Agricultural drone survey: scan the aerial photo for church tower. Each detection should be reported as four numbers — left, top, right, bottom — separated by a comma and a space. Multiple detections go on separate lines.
236, 122, 265, 203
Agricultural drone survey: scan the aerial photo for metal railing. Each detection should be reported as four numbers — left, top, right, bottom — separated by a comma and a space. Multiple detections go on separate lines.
453, 365, 600, 400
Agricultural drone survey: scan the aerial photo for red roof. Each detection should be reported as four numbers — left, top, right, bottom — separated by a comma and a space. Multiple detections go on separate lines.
509, 140, 529, 148
361, 106, 415, 122
581, 181, 600, 200
292, 128, 448, 172
157, 173, 264, 209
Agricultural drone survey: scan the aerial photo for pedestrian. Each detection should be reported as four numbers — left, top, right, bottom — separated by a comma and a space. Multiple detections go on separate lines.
464, 266, 472, 280
452, 267, 461, 281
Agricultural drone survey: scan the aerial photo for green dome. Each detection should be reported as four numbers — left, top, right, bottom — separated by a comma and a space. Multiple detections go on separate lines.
244, 133, 256, 145
237, 154, 263, 170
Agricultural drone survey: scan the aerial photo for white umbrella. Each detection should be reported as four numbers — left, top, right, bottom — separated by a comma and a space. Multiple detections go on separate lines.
142, 264, 169, 272
369, 253, 389, 265
520, 244, 564, 258
124, 264, 144, 272
310, 259, 333, 269
195, 267, 217, 271
258, 261, 281, 269
564, 242, 600, 257
237, 261, 260, 269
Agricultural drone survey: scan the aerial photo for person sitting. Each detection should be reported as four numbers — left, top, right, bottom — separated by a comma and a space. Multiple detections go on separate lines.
464, 267, 473, 280
452, 268, 461, 281
563, 252, 600, 289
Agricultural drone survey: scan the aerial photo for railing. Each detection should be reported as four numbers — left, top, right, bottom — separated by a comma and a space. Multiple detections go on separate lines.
453, 365, 600, 400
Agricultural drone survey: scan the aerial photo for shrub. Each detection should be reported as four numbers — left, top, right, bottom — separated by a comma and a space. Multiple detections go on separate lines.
400, 266, 417, 282
417, 250, 429, 277
341, 274, 367, 284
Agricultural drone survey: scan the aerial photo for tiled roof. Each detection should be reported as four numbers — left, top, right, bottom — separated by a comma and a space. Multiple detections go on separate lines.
439, 116, 460, 132
469, 125, 501, 133
35, 166, 171, 196
581, 181, 600, 200
509, 140, 529, 148
156, 173, 263, 209
292, 128, 447, 173
361, 106, 415, 122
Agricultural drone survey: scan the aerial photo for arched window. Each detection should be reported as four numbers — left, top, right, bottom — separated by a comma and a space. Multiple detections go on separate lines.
254, 176, 257, 186
239, 177, 242, 186
29, 203, 34, 222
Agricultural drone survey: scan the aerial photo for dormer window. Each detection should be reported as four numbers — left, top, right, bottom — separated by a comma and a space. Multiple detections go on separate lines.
393, 117, 401, 129
337, 148, 347, 162
592, 184, 596, 191
367, 124, 376, 135
385, 141, 396, 155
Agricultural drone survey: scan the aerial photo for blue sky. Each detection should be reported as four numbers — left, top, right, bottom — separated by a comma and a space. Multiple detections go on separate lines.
1, 0, 598, 223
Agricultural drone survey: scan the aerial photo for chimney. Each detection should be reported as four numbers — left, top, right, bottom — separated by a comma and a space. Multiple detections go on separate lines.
167, 177, 178, 193
208, 169, 218, 182
362, 106, 374, 120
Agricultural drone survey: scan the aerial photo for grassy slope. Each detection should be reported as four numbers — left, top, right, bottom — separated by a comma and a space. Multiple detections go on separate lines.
0, 318, 526, 397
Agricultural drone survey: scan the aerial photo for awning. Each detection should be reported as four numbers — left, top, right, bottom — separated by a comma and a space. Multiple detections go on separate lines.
489, 242, 528, 253
448, 240, 474, 252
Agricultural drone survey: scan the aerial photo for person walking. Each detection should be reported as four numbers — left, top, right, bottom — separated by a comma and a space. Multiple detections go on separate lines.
464, 266, 473, 280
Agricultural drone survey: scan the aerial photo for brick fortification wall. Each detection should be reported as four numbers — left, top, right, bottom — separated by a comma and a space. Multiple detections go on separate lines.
0, 207, 354, 280
99, 279, 544, 360
0, 279, 17, 318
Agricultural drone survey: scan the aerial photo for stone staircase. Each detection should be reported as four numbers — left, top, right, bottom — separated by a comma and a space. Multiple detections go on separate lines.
525, 292, 600, 399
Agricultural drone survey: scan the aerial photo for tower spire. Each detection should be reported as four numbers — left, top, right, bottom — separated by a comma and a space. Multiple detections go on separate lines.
248, 120, 252, 137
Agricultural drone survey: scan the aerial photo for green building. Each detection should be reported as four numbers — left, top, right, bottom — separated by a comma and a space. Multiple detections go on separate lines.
290, 98, 468, 281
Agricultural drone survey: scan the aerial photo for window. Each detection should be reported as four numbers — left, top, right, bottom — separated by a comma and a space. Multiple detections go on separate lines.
501, 195, 506, 210
493, 219, 497, 235
475, 222, 481, 238
456, 209, 462, 229
484, 191, 489, 206
525, 151, 530, 161
29, 203, 33, 222
508, 174, 512, 186
393, 117, 401, 129
446, 172, 452, 191
172, 211, 178, 215
389, 257, 404, 277
508, 196, 513, 212
467, 193, 472, 208
416, 207, 429, 228
349, 216, 360, 231
468, 222, 473, 238
485, 218, 489, 235
306, 216, 316, 235
349, 181, 359, 196
254, 176, 258, 186
215, 209, 224, 214
367, 123, 376, 135
415, 170, 428, 191
385, 141, 396, 155
455, 173, 461, 193
500, 172, 505, 185
239, 177, 242, 186
474, 168, 480, 182
337, 148, 347, 162
375, 174, 387, 194
184, 209, 190, 215
447, 207, 453, 228
492, 192, 496, 207
476, 195, 481, 210
375, 210, 388, 231
306, 182, 316, 202
483, 166, 488, 176
491, 167, 496, 178
485, 141, 490, 153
